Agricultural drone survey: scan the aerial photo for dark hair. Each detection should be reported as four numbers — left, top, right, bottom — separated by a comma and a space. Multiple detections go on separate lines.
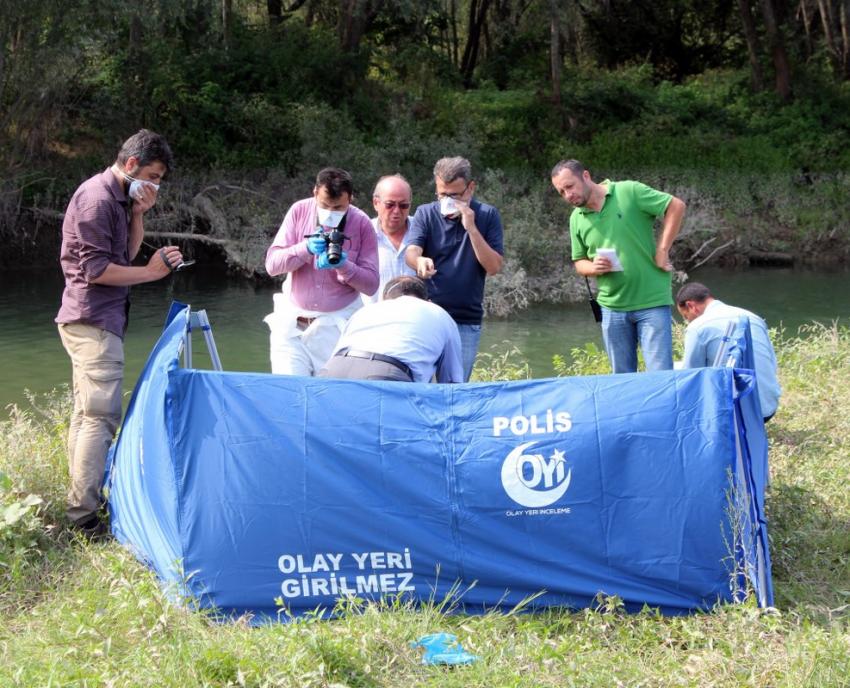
116, 129, 175, 173
675, 282, 713, 306
433, 157, 472, 184
383, 276, 428, 301
550, 159, 586, 178
316, 168, 354, 198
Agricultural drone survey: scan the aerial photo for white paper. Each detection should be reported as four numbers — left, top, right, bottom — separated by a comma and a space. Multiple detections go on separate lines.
595, 247, 623, 272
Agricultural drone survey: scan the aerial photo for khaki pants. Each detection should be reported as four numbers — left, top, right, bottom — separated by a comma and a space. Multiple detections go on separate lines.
58, 323, 124, 523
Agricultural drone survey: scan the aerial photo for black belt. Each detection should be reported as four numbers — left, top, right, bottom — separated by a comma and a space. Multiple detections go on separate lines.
335, 347, 413, 379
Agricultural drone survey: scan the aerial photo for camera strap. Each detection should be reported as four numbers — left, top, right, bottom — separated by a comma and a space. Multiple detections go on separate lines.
584, 277, 603, 324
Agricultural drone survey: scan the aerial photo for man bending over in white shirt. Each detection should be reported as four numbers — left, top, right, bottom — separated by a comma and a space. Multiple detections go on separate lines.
677, 282, 781, 422
319, 276, 464, 383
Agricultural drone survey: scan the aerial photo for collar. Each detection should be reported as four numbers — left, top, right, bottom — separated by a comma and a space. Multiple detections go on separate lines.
576, 180, 613, 215
704, 299, 724, 314
102, 167, 130, 204
692, 299, 725, 324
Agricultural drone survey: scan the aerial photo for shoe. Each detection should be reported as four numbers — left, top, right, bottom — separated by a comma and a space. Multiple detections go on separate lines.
73, 514, 111, 542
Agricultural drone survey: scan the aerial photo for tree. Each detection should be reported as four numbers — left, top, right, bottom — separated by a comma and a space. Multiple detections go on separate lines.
548, 0, 562, 110
579, 0, 740, 81
460, 0, 493, 86
759, 0, 793, 100
737, 0, 765, 91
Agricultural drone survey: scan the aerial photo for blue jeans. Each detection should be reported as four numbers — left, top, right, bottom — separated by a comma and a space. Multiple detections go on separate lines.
601, 305, 673, 374
457, 323, 482, 382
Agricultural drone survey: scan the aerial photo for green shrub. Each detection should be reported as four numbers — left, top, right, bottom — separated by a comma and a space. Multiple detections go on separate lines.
2, 328, 850, 685
553, 342, 610, 377
471, 342, 531, 381
0, 471, 46, 593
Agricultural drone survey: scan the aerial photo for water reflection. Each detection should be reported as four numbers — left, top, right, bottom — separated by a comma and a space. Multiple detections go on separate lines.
0, 265, 847, 410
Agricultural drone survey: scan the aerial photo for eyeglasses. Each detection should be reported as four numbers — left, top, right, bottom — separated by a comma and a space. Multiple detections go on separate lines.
435, 182, 471, 200
379, 200, 411, 210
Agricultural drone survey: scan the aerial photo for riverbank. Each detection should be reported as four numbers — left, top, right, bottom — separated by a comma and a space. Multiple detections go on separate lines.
6, 165, 850, 318
1, 325, 848, 686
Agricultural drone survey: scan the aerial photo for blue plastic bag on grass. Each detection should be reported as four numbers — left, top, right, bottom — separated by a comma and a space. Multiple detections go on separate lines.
411, 633, 480, 666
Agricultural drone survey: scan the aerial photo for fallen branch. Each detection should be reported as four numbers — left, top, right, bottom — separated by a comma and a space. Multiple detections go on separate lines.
687, 236, 717, 261
196, 184, 282, 205
690, 239, 735, 270
142, 231, 234, 247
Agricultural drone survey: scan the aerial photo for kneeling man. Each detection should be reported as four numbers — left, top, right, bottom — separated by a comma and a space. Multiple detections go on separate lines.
677, 282, 781, 421
320, 276, 463, 382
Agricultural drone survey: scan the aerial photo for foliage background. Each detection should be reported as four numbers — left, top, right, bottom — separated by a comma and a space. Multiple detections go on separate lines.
2, 0, 849, 312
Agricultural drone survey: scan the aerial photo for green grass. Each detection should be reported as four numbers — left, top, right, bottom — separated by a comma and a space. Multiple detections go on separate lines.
2, 325, 849, 687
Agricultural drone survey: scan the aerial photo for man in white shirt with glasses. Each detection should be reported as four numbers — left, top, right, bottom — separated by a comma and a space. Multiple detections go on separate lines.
364, 174, 416, 303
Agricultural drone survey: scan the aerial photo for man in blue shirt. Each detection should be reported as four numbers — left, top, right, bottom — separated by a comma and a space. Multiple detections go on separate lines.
320, 276, 463, 383
677, 282, 781, 421
405, 157, 504, 381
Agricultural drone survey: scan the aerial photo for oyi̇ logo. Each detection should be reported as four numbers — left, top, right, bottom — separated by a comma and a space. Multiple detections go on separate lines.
500, 441, 571, 507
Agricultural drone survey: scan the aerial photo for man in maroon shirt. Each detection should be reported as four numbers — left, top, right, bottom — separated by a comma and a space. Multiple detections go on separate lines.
56, 129, 183, 537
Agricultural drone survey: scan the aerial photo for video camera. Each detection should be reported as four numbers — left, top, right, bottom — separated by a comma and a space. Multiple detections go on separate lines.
305, 227, 349, 265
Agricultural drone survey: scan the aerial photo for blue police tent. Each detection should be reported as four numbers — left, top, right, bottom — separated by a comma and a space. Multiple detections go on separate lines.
106, 305, 772, 621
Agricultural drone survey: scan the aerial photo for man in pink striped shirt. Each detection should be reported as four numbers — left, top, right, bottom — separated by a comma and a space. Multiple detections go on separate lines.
264, 168, 379, 375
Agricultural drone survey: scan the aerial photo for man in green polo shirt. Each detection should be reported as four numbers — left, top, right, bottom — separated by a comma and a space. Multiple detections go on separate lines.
551, 159, 686, 374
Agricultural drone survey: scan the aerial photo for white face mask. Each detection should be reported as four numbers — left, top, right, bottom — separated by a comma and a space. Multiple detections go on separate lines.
125, 175, 160, 201
317, 207, 346, 228
440, 196, 459, 217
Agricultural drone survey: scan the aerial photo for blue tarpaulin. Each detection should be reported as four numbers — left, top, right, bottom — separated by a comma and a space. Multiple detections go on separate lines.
106, 306, 772, 621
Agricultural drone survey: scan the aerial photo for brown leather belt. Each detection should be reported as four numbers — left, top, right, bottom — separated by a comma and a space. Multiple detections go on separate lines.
335, 347, 413, 379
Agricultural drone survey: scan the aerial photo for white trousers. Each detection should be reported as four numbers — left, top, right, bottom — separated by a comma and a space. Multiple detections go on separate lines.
264, 293, 360, 376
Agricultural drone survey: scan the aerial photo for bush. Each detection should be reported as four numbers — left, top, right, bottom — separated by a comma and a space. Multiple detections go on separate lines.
0, 471, 45, 594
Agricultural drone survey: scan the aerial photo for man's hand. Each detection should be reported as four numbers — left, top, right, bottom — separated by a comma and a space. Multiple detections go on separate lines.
306, 235, 327, 255
147, 246, 183, 279
131, 183, 159, 215
317, 251, 347, 270
591, 255, 613, 275
457, 200, 476, 233
655, 247, 673, 272
415, 256, 436, 279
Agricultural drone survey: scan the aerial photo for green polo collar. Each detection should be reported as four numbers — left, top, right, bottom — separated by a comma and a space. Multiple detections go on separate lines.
576, 180, 614, 215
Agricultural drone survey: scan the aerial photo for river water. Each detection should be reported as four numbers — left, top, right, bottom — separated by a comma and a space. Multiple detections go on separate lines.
1, 266, 847, 411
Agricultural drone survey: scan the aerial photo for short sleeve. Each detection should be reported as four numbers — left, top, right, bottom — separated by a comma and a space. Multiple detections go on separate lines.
407, 207, 429, 248
569, 212, 588, 261
480, 205, 504, 255
630, 181, 672, 218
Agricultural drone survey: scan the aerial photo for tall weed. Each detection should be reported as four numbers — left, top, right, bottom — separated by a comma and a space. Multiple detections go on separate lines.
1, 327, 849, 685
